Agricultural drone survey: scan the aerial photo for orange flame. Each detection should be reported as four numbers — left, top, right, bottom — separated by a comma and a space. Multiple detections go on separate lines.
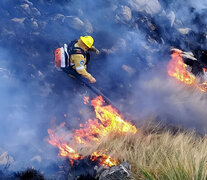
167, 51, 196, 85
90, 151, 118, 167
48, 96, 137, 166
74, 96, 137, 144
197, 82, 207, 92
167, 51, 207, 92
48, 128, 82, 164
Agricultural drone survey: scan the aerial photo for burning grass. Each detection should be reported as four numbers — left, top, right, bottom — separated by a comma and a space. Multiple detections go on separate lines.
83, 128, 207, 180
167, 50, 207, 93
48, 96, 207, 179
48, 96, 137, 167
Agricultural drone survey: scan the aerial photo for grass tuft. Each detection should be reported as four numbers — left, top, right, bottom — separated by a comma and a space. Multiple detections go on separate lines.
81, 127, 207, 180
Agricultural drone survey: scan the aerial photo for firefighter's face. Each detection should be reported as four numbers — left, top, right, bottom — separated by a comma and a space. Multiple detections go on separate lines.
79, 40, 89, 51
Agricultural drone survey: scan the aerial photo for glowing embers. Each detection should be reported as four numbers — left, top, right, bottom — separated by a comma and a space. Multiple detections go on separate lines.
197, 81, 207, 92
167, 51, 207, 92
90, 151, 118, 167
83, 96, 90, 104
48, 96, 137, 167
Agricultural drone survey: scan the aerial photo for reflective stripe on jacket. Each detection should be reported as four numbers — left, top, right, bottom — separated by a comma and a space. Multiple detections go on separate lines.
70, 42, 94, 81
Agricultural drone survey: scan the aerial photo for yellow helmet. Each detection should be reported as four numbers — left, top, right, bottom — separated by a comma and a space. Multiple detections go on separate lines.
80, 36, 94, 48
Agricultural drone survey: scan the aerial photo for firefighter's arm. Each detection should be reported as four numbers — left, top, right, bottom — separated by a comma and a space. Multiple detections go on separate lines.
89, 46, 100, 54
74, 55, 96, 83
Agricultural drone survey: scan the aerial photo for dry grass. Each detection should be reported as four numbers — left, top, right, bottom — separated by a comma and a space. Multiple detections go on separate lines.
82, 128, 207, 180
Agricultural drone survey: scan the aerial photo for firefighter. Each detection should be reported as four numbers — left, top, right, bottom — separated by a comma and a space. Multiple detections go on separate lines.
65, 36, 100, 83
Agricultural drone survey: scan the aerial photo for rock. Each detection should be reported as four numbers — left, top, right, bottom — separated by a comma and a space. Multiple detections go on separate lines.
64, 16, 84, 30
11, 17, 25, 24
174, 19, 184, 29
38, 70, 43, 77
122, 65, 135, 75
53, 14, 65, 23
0, 151, 14, 165
31, 7, 41, 16
20, 2, 41, 16
83, 19, 93, 34
166, 11, 175, 27
115, 6, 132, 24
61, 15, 93, 33
30, 18, 38, 28
32, 20, 38, 28
95, 161, 131, 180
178, 28, 191, 35
20, 3, 30, 14
127, 0, 161, 15
23, 0, 33, 6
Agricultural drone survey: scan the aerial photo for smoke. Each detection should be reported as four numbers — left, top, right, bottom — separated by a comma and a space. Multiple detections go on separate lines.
109, 0, 207, 132
1, 0, 207, 177
0, 47, 59, 174
126, 65, 207, 133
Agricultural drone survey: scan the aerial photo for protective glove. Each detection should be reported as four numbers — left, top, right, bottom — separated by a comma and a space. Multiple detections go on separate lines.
89, 76, 96, 83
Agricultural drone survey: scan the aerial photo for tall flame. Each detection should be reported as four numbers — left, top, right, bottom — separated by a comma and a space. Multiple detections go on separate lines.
74, 96, 137, 144
167, 51, 196, 85
167, 51, 207, 92
48, 96, 137, 167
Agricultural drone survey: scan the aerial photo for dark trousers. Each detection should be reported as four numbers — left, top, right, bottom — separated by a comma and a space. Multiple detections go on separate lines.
61, 67, 77, 76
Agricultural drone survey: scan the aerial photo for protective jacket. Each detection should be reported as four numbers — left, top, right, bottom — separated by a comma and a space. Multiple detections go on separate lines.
69, 41, 96, 82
